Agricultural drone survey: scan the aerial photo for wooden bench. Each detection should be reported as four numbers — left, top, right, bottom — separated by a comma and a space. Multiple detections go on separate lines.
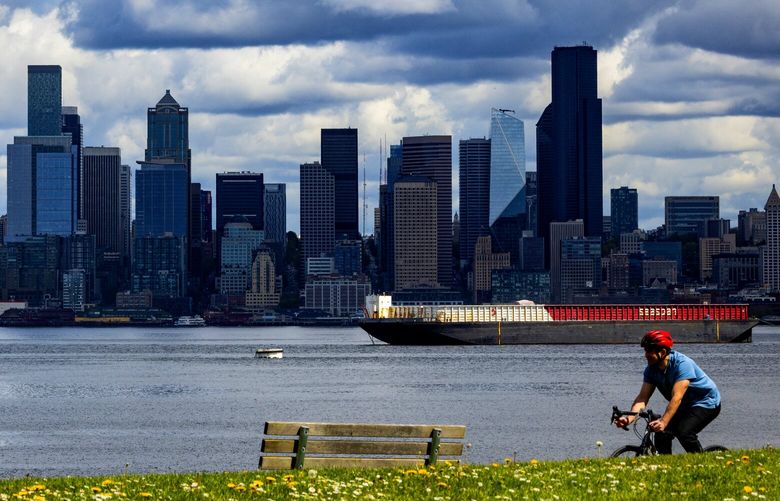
259, 421, 467, 470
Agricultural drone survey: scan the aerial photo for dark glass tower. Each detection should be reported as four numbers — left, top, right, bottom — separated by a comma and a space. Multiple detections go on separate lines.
537, 45, 603, 264
27, 65, 62, 136
610, 186, 638, 238
62, 106, 83, 219
459, 138, 491, 265
215, 172, 264, 241
145, 90, 191, 167
321, 128, 358, 240
401, 135, 452, 287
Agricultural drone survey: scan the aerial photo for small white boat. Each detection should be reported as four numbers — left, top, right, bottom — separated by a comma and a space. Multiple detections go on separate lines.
255, 348, 284, 359
174, 315, 206, 327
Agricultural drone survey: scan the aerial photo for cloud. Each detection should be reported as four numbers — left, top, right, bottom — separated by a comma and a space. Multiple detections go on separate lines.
322, 0, 456, 15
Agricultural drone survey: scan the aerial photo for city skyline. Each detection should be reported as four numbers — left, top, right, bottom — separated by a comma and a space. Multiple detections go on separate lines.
0, 2, 778, 233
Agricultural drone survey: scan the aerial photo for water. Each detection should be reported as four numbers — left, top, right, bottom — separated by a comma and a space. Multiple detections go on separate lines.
1, 325, 778, 478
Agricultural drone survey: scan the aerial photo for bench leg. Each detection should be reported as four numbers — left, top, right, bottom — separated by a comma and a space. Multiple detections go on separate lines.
293, 426, 309, 469
426, 428, 441, 466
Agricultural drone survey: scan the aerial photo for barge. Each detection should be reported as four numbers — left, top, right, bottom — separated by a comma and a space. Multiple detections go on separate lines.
360, 295, 756, 345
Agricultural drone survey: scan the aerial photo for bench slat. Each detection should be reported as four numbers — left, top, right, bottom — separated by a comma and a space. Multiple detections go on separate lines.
260, 456, 441, 470
262, 439, 464, 456
264, 422, 466, 439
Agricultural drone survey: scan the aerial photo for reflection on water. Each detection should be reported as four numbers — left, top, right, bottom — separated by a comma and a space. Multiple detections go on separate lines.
0, 326, 778, 478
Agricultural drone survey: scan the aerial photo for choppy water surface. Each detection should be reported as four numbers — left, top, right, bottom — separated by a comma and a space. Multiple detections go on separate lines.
1, 325, 778, 478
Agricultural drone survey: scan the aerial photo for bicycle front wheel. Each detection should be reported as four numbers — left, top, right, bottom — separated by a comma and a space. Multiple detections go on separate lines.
703, 445, 728, 452
610, 445, 644, 458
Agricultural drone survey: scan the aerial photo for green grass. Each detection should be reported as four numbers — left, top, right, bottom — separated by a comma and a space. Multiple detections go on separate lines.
1, 448, 776, 500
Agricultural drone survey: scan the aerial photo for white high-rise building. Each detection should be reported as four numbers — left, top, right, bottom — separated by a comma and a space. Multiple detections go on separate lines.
763, 185, 780, 291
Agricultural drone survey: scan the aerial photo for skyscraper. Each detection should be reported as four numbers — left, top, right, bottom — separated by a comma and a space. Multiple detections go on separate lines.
549, 219, 584, 303
119, 164, 132, 263
83, 147, 122, 254
27, 65, 62, 136
300, 161, 335, 265
134, 162, 189, 238
401, 135, 452, 287
61, 106, 84, 219
489, 108, 526, 261
145, 90, 191, 167
321, 128, 358, 240
394, 177, 438, 290
610, 186, 638, 239
665, 196, 719, 237
459, 138, 490, 266
215, 172, 264, 241
263, 183, 287, 245
763, 185, 780, 291
537, 45, 603, 258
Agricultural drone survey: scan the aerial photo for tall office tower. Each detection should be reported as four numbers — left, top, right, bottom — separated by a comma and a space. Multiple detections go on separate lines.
387, 144, 402, 186
549, 220, 584, 303
131, 235, 186, 297
334, 239, 362, 276
665, 196, 719, 237
610, 186, 638, 239
135, 162, 189, 238
263, 183, 287, 245
489, 108, 526, 261
219, 219, 264, 295
738, 208, 766, 246
300, 162, 335, 265
525, 170, 538, 236
459, 138, 491, 266
537, 46, 603, 259
119, 164, 132, 263
28, 65, 62, 136
763, 185, 780, 291
0, 214, 6, 245
215, 172, 264, 241
6, 135, 77, 241
145, 90, 191, 167
64, 233, 97, 304
393, 177, 439, 290
560, 236, 602, 303
400, 135, 452, 287
83, 147, 122, 255
473, 235, 510, 303
62, 106, 84, 219
245, 249, 281, 309
378, 144, 403, 291
190, 183, 203, 246
200, 190, 213, 242
321, 128, 358, 240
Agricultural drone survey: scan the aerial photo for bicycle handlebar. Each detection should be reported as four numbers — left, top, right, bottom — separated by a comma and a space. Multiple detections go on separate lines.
611, 405, 662, 424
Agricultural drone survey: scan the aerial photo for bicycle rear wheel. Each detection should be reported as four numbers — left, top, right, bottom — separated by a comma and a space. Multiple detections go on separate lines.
703, 445, 728, 452
610, 445, 644, 458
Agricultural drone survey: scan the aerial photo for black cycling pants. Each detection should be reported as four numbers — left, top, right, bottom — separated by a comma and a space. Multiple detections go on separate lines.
654, 404, 721, 454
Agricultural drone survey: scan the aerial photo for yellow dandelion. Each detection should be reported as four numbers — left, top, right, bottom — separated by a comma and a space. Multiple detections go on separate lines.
504, 458, 513, 464
102, 479, 115, 487
437, 482, 448, 488
725, 460, 733, 466
417, 469, 428, 475
29, 485, 46, 492
227, 482, 236, 489
33, 496, 45, 501
235, 485, 246, 492
250, 480, 264, 488
283, 474, 295, 482
530, 459, 539, 465
404, 470, 417, 475
744, 485, 753, 493
16, 490, 29, 496
92, 487, 102, 493
138, 493, 152, 498
265, 476, 276, 483
741, 455, 750, 463
491, 463, 500, 468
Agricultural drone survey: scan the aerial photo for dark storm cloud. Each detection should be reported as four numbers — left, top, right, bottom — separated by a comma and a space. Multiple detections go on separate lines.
653, 0, 780, 60
67, 0, 675, 61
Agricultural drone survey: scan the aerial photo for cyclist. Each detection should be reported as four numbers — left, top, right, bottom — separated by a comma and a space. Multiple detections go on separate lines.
614, 330, 721, 453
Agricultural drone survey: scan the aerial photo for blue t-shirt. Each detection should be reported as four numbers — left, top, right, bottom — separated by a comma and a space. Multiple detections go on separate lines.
643, 351, 721, 409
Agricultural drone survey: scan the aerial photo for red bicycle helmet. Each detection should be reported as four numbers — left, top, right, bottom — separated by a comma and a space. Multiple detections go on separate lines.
641, 330, 674, 350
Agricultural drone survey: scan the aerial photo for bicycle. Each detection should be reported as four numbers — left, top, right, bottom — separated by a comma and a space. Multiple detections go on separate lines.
610, 406, 727, 457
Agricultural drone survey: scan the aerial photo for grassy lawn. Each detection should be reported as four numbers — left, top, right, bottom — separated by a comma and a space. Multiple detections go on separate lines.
0, 447, 776, 500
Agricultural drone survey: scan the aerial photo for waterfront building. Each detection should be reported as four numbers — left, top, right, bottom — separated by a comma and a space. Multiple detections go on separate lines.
537, 46, 603, 255
306, 257, 335, 277
459, 137, 491, 266
28, 65, 62, 136
115, 290, 153, 308
642, 260, 678, 287
393, 177, 439, 290
642, 241, 683, 280
489, 108, 525, 261
491, 270, 551, 304
763, 185, 780, 291
610, 187, 638, 239
62, 269, 86, 312
321, 128, 359, 240
303, 275, 371, 317
549, 220, 584, 303
665, 196, 719, 237
737, 208, 766, 246
700, 235, 736, 281
300, 162, 335, 265
713, 250, 760, 290
245, 249, 280, 310
0, 235, 62, 305
560, 236, 602, 304
334, 239, 362, 276
473, 235, 510, 303
83, 147, 122, 254
131, 235, 186, 298
63, 233, 96, 303
219, 219, 264, 296
400, 135, 452, 287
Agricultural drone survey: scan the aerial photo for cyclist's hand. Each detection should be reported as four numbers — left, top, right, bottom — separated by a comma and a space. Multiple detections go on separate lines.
649, 419, 667, 432
614, 416, 631, 429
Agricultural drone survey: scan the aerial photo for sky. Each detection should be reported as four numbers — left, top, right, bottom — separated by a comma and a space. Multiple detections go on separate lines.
1, 0, 779, 234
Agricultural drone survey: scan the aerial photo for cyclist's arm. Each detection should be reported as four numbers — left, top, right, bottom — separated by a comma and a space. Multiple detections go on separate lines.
621, 383, 655, 425
654, 379, 690, 430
